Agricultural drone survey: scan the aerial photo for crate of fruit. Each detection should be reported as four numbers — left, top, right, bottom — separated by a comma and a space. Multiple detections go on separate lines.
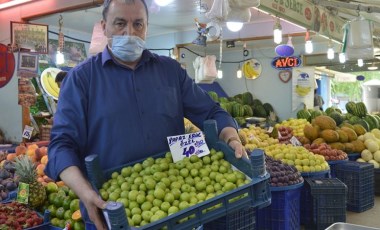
84, 120, 271, 230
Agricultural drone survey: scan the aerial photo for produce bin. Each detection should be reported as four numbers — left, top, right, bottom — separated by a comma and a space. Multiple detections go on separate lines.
325, 222, 380, 230
328, 159, 348, 178
85, 120, 271, 230
375, 168, 380, 196
203, 207, 256, 230
347, 153, 360, 161
300, 170, 330, 225
256, 182, 303, 230
0, 190, 17, 203
335, 161, 374, 212
303, 178, 347, 230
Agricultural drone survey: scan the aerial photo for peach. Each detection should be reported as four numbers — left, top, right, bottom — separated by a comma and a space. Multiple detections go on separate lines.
36, 164, 46, 177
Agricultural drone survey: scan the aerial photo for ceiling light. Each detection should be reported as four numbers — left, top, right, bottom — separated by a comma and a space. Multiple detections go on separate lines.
273, 18, 282, 44
305, 30, 313, 54
358, 58, 364, 67
237, 64, 242, 78
0, 0, 34, 10
327, 40, 334, 60
217, 69, 223, 79
368, 63, 378, 70
154, 0, 174, 7
226, 22, 244, 32
339, 53, 346, 63
56, 51, 65, 65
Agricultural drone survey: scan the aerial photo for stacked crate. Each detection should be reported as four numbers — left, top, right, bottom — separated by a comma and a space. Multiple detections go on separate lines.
303, 178, 347, 230
335, 161, 374, 212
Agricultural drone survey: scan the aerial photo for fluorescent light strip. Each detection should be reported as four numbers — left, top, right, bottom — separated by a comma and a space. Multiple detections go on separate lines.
0, 0, 34, 10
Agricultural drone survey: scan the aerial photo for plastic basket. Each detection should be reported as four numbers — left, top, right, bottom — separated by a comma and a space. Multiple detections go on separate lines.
328, 159, 348, 178
375, 168, 380, 196
303, 178, 347, 230
256, 182, 303, 230
203, 207, 256, 230
347, 153, 360, 161
0, 190, 17, 203
300, 170, 330, 225
335, 161, 374, 212
85, 120, 271, 230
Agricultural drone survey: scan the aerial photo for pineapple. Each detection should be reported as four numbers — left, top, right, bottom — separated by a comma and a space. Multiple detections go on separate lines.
14, 155, 46, 208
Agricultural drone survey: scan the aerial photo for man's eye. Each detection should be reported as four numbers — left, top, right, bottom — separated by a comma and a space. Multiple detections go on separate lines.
115, 22, 125, 27
134, 22, 143, 29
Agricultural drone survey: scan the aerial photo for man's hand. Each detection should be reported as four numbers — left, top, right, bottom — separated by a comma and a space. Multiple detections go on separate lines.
80, 190, 108, 230
220, 127, 249, 159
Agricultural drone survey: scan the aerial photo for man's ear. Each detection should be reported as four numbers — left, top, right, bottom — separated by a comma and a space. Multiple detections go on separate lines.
101, 19, 106, 36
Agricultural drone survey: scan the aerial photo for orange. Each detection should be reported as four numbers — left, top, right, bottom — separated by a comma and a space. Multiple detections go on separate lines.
71, 210, 82, 221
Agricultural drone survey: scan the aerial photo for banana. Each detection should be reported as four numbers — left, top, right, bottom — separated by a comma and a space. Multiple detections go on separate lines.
46, 72, 60, 97
43, 72, 59, 98
295, 85, 311, 97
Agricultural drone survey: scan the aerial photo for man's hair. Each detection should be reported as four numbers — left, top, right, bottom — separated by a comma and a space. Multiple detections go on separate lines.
102, 0, 149, 21
55, 71, 67, 83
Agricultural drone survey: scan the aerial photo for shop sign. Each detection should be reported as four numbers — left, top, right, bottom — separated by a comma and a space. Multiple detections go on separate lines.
0, 43, 15, 88
258, 0, 345, 42
272, 56, 301, 70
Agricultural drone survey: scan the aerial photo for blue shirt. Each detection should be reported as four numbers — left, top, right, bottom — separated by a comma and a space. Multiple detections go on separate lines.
45, 48, 236, 181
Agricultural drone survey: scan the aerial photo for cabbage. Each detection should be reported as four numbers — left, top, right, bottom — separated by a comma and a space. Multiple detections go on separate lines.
371, 128, 380, 139
374, 150, 380, 162
368, 160, 380, 169
361, 149, 373, 161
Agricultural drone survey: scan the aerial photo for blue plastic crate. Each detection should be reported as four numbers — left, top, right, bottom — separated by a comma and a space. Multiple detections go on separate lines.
300, 170, 330, 225
303, 178, 347, 230
203, 207, 256, 230
335, 161, 374, 212
328, 159, 348, 178
84, 120, 271, 230
0, 190, 17, 203
375, 168, 380, 196
347, 153, 360, 161
256, 182, 303, 230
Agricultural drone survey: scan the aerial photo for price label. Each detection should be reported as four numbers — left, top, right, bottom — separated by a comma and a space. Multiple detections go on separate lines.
167, 131, 210, 162
22, 125, 34, 140
290, 136, 302, 146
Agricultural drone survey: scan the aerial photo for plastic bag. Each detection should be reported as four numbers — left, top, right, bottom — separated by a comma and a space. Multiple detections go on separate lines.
203, 55, 217, 79
229, 0, 260, 8
206, 0, 230, 22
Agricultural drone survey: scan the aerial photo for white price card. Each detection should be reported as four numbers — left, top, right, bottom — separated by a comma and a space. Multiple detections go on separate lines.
290, 136, 302, 146
22, 125, 34, 140
167, 131, 210, 163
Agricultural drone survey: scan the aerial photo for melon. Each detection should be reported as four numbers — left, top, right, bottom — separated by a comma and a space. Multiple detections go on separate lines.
320, 129, 339, 143
313, 115, 337, 130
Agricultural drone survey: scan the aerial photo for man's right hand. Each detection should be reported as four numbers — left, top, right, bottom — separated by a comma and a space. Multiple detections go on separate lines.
59, 166, 108, 229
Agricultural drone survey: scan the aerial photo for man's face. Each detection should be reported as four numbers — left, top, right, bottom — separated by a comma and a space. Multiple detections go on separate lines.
101, 0, 147, 47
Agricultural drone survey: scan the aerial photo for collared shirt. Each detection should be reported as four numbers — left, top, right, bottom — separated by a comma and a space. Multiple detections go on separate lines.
45, 48, 236, 181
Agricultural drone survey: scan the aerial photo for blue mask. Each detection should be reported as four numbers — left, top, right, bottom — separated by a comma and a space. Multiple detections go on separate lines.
110, 35, 146, 62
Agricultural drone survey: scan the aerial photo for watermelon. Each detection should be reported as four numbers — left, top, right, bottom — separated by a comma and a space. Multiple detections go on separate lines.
355, 102, 368, 118
242, 92, 254, 105
325, 107, 336, 115
329, 111, 344, 126
208, 91, 219, 102
232, 103, 245, 117
356, 119, 370, 131
349, 115, 361, 125
253, 105, 267, 118
363, 114, 379, 130
297, 109, 311, 121
219, 97, 229, 103
243, 105, 253, 117
263, 103, 274, 116
234, 117, 246, 127
345, 101, 357, 115
252, 99, 263, 107
310, 110, 323, 121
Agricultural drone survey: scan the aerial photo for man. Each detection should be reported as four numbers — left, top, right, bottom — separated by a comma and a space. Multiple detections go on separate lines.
45, 0, 246, 229
55, 71, 67, 88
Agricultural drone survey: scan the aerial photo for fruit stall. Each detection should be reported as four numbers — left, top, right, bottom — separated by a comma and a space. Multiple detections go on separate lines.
1, 90, 380, 229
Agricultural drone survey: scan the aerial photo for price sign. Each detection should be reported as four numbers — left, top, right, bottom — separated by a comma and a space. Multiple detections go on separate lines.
290, 136, 302, 146
167, 131, 210, 162
22, 125, 34, 139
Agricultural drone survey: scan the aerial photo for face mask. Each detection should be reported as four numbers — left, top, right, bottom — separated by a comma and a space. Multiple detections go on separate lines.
110, 35, 146, 62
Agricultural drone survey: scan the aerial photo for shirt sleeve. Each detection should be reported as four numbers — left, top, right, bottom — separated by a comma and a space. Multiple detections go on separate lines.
178, 64, 237, 134
44, 67, 89, 181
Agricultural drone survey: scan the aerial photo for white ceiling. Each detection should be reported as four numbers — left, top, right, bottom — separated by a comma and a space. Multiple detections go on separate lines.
29, 0, 380, 72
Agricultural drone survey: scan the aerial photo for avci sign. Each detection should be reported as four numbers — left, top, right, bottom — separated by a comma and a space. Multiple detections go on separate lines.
271, 56, 302, 70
